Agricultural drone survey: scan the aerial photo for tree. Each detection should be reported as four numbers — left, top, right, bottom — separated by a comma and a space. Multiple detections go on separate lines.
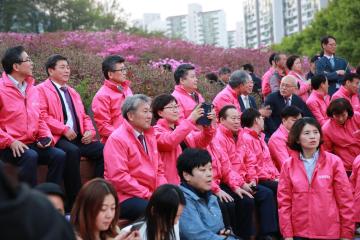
273, 0, 360, 65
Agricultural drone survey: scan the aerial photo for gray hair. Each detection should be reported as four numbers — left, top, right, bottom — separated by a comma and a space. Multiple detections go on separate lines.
228, 70, 251, 89
122, 94, 151, 120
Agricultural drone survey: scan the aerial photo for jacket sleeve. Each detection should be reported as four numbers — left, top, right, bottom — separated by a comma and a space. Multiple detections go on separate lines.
277, 161, 294, 238
244, 146, 258, 182
296, 80, 310, 97
322, 129, 334, 152
76, 93, 96, 136
104, 138, 152, 199
298, 98, 314, 118
332, 156, 354, 238
0, 128, 16, 148
155, 119, 196, 151
315, 59, 339, 82
156, 152, 168, 187
268, 137, 289, 171
91, 95, 115, 139
185, 125, 215, 148
38, 87, 69, 136
306, 100, 327, 125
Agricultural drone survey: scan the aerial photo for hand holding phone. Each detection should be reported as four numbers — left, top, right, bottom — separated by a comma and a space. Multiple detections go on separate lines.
196, 103, 213, 126
37, 137, 52, 148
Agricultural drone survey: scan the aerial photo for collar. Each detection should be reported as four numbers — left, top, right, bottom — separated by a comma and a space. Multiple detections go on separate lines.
8, 74, 27, 88
51, 80, 66, 90
218, 123, 237, 139
180, 182, 211, 202
339, 85, 353, 97
133, 129, 144, 139
226, 85, 238, 98
278, 124, 289, 136
156, 118, 179, 130
122, 119, 153, 138
241, 94, 249, 100
313, 89, 328, 100
324, 54, 334, 59
2, 72, 34, 87
174, 85, 199, 96
300, 149, 319, 162
244, 127, 263, 139
104, 79, 130, 92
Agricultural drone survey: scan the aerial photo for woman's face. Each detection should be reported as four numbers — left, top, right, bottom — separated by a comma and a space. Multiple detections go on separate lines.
292, 58, 302, 72
158, 100, 179, 124
333, 111, 348, 125
298, 124, 320, 151
174, 204, 184, 224
95, 194, 116, 232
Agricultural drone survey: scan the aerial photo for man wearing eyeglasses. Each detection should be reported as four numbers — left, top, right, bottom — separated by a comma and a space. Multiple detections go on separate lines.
92, 55, 133, 143
0, 46, 65, 187
37, 54, 104, 211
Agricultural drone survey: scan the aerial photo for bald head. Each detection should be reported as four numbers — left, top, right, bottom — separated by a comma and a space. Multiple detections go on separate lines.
280, 75, 298, 97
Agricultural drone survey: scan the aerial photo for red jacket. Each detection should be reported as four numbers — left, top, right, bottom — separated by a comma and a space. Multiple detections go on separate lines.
154, 118, 214, 184
214, 124, 257, 183
268, 124, 291, 171
322, 112, 360, 171
306, 90, 330, 125
332, 85, 360, 112
92, 79, 132, 143
212, 85, 241, 115
171, 85, 204, 119
0, 73, 52, 148
104, 120, 167, 203
278, 149, 354, 239
287, 71, 311, 102
242, 128, 279, 181
37, 79, 96, 144
350, 155, 360, 222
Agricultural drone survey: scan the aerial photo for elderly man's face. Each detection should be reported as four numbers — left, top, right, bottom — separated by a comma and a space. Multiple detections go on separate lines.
280, 77, 297, 97
127, 102, 153, 132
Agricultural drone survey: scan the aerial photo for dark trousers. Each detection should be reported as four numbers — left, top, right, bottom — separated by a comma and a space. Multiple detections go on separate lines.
259, 180, 280, 236
0, 143, 65, 186
55, 137, 104, 210
119, 197, 148, 221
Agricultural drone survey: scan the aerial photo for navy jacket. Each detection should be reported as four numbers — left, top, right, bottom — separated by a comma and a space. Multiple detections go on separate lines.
238, 95, 257, 112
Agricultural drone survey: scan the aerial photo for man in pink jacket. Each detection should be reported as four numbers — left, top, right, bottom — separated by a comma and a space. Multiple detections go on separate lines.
322, 98, 360, 173
37, 54, 104, 209
0, 46, 65, 187
92, 55, 133, 143
306, 73, 330, 125
104, 94, 167, 221
332, 73, 360, 112
213, 70, 251, 115
268, 106, 302, 171
171, 64, 205, 119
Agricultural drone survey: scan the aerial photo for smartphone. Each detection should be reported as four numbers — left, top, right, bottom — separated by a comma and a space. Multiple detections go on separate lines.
130, 221, 144, 231
196, 103, 212, 126
38, 137, 51, 146
250, 185, 258, 192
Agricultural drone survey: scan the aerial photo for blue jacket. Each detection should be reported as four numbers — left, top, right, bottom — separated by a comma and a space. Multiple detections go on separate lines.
179, 185, 237, 240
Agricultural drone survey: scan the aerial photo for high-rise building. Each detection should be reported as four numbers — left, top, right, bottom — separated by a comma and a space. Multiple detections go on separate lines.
242, 0, 329, 48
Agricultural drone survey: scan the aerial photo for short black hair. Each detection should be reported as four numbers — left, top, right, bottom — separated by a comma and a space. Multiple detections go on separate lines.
242, 63, 254, 73
102, 55, 125, 79
218, 67, 231, 75
162, 63, 172, 72
269, 53, 277, 65
1, 45, 26, 74
174, 64, 195, 85
327, 98, 354, 118
342, 73, 360, 86
177, 148, 212, 182
218, 105, 237, 121
286, 55, 300, 70
281, 106, 302, 120
45, 54, 68, 76
320, 35, 336, 49
151, 94, 177, 121
288, 117, 323, 152
241, 108, 261, 128
311, 74, 327, 90
205, 72, 218, 82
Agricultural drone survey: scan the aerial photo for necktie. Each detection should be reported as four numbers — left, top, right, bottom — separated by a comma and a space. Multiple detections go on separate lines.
191, 92, 200, 104
137, 134, 148, 154
329, 57, 335, 69
244, 96, 250, 109
285, 97, 291, 106
60, 87, 78, 133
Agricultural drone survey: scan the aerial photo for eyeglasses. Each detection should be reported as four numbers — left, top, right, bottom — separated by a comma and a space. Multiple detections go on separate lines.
113, 67, 128, 73
18, 58, 32, 63
163, 105, 179, 111
280, 84, 296, 89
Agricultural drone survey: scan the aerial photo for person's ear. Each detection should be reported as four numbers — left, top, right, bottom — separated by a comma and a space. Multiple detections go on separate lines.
183, 171, 192, 182
127, 111, 135, 122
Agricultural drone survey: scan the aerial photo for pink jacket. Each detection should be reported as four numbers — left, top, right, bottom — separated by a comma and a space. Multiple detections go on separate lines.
350, 155, 360, 222
278, 149, 354, 239
92, 80, 132, 143
171, 85, 205, 119
207, 142, 245, 194
212, 85, 241, 115
104, 120, 167, 203
37, 79, 96, 144
322, 112, 360, 171
0, 72, 52, 148
214, 124, 257, 183
242, 128, 279, 181
154, 118, 215, 184
306, 90, 330, 125
332, 85, 360, 111
268, 124, 291, 171
287, 71, 311, 102
262, 67, 275, 98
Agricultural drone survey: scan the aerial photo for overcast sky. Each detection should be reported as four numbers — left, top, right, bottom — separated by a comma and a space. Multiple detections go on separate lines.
119, 0, 244, 30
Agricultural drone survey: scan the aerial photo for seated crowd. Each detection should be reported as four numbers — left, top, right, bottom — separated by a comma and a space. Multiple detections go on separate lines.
0, 35, 360, 240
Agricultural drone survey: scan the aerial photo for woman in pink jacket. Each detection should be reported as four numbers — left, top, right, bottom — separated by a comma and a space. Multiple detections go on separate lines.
278, 117, 354, 240
151, 94, 215, 184
350, 155, 360, 230
322, 98, 360, 173
286, 55, 311, 102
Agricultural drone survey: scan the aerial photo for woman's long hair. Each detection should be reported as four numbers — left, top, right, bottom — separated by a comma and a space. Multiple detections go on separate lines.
70, 178, 119, 240
145, 184, 186, 240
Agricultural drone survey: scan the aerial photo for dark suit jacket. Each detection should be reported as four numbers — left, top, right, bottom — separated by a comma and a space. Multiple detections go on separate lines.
315, 56, 350, 95
264, 91, 314, 139
238, 95, 257, 112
